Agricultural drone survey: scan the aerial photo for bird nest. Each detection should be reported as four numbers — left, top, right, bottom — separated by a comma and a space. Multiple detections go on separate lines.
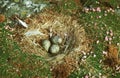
12, 10, 91, 76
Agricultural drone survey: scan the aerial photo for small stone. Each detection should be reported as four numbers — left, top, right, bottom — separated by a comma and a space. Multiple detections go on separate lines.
50, 44, 60, 54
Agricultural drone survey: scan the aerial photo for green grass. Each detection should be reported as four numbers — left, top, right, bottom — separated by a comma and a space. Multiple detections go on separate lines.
0, 23, 51, 78
68, 1, 120, 78
0, 0, 120, 78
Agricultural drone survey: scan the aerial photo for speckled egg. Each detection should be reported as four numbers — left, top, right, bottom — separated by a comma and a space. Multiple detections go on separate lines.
51, 36, 62, 44
42, 39, 51, 51
50, 44, 60, 54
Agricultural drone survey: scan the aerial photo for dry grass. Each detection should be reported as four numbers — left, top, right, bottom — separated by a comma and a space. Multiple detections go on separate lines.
104, 44, 120, 67
0, 14, 5, 23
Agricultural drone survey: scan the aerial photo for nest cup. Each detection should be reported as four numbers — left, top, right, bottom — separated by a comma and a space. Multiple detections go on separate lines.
13, 10, 90, 65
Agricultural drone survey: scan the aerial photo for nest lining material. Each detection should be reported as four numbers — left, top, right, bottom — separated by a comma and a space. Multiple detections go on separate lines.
13, 10, 90, 65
